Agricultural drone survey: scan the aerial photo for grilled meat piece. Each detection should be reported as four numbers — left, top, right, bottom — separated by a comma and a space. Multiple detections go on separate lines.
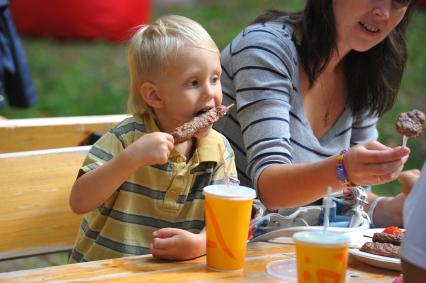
372, 232, 402, 246
396, 109, 426, 139
171, 104, 233, 144
360, 242, 400, 259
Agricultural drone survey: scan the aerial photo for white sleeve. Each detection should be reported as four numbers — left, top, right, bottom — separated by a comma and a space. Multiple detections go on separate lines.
401, 161, 426, 269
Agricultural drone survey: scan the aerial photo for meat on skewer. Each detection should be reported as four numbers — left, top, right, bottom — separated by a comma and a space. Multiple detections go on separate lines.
360, 242, 400, 259
171, 104, 233, 144
372, 232, 402, 246
395, 109, 426, 139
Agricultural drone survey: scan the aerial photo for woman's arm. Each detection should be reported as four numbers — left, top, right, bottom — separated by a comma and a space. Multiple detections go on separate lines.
259, 141, 409, 210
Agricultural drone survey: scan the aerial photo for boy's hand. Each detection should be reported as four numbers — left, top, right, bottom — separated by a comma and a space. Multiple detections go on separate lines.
150, 228, 206, 260
127, 132, 174, 165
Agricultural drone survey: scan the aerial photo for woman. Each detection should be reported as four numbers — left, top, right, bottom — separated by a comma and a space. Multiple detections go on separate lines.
215, 0, 418, 228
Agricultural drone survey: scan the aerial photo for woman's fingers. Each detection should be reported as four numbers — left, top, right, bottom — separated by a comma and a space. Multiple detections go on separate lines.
361, 146, 410, 164
363, 159, 405, 175
363, 140, 391, 151
346, 143, 410, 185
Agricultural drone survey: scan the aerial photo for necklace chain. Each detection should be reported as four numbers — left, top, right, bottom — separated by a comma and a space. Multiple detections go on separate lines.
320, 79, 334, 128
323, 110, 330, 128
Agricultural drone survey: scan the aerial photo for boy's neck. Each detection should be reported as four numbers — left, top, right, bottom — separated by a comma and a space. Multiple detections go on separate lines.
174, 139, 195, 162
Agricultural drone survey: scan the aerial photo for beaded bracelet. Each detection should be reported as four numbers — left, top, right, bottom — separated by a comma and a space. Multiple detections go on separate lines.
336, 148, 354, 188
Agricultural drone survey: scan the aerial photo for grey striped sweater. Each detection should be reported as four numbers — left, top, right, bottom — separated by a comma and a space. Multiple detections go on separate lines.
214, 19, 378, 190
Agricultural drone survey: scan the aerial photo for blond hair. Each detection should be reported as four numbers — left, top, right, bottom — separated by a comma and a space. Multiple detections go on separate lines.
127, 15, 219, 115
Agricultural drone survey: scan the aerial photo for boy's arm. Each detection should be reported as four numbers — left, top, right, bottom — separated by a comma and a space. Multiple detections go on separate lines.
69, 132, 174, 214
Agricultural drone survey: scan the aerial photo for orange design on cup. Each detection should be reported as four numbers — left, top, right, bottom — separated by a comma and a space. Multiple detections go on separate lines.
205, 201, 236, 260
293, 231, 350, 283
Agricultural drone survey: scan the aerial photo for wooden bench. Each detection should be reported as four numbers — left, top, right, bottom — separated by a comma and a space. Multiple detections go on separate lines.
0, 146, 90, 261
0, 114, 128, 153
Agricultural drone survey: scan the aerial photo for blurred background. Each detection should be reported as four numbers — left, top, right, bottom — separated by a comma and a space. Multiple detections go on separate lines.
2, 0, 425, 193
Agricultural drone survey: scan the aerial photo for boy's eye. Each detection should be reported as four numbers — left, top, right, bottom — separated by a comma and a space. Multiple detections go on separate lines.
212, 76, 219, 84
189, 79, 199, 87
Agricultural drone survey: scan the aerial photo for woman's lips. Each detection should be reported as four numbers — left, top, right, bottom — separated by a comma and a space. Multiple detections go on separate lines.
359, 21, 380, 33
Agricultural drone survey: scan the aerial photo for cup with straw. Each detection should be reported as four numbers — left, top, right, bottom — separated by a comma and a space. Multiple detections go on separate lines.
292, 186, 351, 283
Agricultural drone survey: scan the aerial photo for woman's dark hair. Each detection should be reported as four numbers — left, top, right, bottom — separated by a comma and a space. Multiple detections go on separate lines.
253, 0, 419, 117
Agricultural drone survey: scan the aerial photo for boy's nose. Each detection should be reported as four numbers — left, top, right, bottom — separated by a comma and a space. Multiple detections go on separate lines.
203, 84, 216, 98
372, 0, 391, 19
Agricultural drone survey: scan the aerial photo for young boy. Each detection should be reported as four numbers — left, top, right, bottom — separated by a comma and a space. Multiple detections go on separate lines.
68, 15, 237, 262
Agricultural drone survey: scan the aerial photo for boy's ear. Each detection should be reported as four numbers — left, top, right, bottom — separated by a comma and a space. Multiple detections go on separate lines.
140, 81, 163, 109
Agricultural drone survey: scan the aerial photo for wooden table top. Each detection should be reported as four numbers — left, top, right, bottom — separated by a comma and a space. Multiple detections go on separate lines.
0, 242, 399, 283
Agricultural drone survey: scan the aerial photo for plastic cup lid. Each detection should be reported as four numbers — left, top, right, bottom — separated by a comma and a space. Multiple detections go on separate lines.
203, 184, 256, 200
266, 259, 297, 282
293, 231, 350, 246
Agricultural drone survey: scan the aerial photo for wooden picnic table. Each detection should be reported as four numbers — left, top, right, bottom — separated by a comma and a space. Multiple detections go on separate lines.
0, 242, 399, 282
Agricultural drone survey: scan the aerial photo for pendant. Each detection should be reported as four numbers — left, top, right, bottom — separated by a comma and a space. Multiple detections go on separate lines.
323, 111, 329, 127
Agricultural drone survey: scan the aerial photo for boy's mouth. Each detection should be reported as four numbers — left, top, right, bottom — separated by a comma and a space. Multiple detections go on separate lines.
195, 106, 214, 117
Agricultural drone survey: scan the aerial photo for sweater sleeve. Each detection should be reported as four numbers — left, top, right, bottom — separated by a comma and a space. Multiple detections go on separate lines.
221, 22, 298, 189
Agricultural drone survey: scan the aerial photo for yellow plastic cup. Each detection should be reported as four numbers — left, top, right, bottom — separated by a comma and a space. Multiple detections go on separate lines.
203, 184, 256, 271
293, 231, 351, 283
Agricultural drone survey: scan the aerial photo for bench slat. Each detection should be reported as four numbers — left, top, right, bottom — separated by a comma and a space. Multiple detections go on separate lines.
0, 147, 89, 260
0, 114, 128, 153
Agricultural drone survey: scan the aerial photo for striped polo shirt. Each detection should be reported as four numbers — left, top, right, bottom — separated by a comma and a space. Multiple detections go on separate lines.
70, 113, 237, 262
214, 18, 378, 190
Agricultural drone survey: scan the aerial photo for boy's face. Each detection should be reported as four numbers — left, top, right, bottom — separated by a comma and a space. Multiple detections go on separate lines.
153, 46, 223, 138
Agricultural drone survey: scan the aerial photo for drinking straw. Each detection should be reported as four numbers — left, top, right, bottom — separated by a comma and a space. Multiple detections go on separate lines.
323, 186, 332, 234
217, 143, 230, 185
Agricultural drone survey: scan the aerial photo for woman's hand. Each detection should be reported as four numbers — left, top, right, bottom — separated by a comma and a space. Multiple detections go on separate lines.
150, 228, 206, 260
344, 141, 410, 186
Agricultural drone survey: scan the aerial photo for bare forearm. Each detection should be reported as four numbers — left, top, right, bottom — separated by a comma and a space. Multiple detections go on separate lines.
69, 150, 140, 214
366, 193, 404, 228
258, 156, 340, 210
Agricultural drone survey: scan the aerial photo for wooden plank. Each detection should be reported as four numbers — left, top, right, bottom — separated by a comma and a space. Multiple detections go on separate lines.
0, 146, 89, 260
0, 242, 399, 282
0, 114, 129, 153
